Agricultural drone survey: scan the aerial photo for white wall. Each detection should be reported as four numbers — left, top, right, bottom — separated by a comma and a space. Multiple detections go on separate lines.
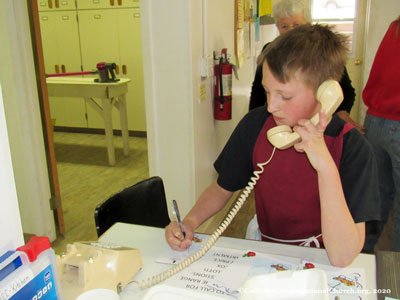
0, 0, 56, 241
0, 83, 24, 254
359, 0, 399, 123
141, 0, 195, 215
191, 0, 256, 199
141, 0, 277, 216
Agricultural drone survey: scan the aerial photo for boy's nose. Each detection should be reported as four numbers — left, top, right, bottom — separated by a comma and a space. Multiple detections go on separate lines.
267, 95, 280, 113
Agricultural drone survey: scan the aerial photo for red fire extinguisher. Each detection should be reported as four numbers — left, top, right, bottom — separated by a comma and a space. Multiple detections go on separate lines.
214, 48, 233, 120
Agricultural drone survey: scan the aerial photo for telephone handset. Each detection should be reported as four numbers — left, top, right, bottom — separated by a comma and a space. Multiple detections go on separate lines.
267, 80, 344, 150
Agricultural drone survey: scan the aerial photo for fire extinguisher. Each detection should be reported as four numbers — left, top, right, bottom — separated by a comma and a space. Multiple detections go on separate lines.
214, 48, 233, 120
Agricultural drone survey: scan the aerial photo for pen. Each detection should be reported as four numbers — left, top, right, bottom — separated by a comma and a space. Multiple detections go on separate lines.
172, 200, 186, 238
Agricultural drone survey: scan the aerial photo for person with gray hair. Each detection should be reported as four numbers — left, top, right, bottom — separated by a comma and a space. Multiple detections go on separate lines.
249, 0, 364, 133
273, 0, 311, 32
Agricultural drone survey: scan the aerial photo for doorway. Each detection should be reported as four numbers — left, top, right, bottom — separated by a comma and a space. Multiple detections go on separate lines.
311, 0, 367, 124
29, 0, 149, 253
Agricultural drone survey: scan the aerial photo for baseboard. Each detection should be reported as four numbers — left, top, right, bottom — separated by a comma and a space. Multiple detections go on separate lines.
54, 126, 147, 138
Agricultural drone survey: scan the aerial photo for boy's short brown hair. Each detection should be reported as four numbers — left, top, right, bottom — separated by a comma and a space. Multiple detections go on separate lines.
258, 24, 349, 92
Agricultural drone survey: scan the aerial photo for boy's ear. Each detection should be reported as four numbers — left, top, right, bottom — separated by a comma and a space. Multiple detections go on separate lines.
256, 55, 264, 66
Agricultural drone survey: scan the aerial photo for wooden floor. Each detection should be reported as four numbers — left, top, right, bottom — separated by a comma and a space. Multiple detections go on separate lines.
50, 131, 392, 254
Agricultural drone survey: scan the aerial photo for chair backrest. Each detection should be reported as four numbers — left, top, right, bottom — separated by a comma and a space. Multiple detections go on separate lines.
94, 176, 171, 237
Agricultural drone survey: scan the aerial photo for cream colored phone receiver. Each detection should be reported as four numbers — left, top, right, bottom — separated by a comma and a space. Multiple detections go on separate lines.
267, 80, 343, 150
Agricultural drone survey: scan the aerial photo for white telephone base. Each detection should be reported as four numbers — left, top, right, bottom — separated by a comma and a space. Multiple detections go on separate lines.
56, 241, 142, 299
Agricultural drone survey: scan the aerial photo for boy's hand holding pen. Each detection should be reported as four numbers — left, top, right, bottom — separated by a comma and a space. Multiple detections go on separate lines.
165, 200, 193, 251
173, 200, 186, 239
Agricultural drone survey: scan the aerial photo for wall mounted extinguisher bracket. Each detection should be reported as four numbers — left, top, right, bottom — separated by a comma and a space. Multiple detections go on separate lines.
213, 48, 237, 121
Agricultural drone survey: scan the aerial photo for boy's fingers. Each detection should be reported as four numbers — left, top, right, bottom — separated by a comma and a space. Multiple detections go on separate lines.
165, 221, 196, 251
167, 233, 187, 251
317, 110, 328, 129
173, 227, 185, 241
165, 221, 193, 251
167, 235, 180, 246
293, 143, 304, 153
170, 238, 191, 251
181, 239, 192, 249
168, 221, 183, 238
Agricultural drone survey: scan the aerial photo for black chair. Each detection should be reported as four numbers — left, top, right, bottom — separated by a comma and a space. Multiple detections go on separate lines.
94, 176, 171, 237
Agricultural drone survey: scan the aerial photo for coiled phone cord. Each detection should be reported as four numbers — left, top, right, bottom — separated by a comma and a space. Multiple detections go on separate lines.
134, 147, 277, 290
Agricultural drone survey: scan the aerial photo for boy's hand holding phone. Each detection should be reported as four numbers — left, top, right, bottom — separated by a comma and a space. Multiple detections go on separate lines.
293, 109, 334, 171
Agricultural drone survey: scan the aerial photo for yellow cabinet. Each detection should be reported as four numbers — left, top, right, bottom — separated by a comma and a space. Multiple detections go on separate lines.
118, 9, 146, 131
38, 0, 76, 11
77, 0, 139, 10
39, 10, 88, 127
116, 0, 139, 8
78, 8, 146, 131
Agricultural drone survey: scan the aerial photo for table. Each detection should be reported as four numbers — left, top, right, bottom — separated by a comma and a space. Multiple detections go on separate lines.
46, 77, 131, 166
98, 223, 378, 300
376, 251, 400, 300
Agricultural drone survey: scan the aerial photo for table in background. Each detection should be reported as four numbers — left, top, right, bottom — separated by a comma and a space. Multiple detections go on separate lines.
99, 223, 378, 300
46, 77, 131, 166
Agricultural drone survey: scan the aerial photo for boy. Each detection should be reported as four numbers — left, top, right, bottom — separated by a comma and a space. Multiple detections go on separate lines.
165, 25, 380, 267
249, 0, 364, 135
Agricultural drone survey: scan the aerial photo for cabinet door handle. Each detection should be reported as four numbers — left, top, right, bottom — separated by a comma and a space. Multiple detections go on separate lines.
115, 64, 120, 75
118, 0, 122, 5
61, 65, 66, 73
48, 0, 53, 9
122, 65, 127, 75
55, 0, 59, 8
110, 0, 115, 6
55, 64, 60, 73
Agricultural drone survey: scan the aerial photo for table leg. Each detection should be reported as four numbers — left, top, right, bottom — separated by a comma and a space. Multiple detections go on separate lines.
118, 94, 129, 156
101, 98, 115, 166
